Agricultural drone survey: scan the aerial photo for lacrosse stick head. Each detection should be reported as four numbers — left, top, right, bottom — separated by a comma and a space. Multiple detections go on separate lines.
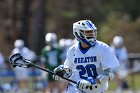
9, 53, 31, 68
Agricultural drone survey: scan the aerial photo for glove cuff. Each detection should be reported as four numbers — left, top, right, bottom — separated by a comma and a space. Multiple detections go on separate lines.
63, 68, 72, 78
96, 75, 108, 83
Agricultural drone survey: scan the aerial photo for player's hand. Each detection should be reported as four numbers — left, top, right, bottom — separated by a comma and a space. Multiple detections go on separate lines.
53, 75, 63, 81
77, 79, 91, 90
77, 77, 97, 92
86, 77, 97, 88
53, 65, 66, 81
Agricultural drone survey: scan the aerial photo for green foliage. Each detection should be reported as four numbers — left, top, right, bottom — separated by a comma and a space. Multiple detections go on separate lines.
61, 11, 77, 18
99, 13, 140, 52
0, 0, 140, 54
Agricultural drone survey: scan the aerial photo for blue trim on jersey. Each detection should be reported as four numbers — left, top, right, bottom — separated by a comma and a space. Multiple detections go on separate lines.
66, 83, 69, 92
78, 42, 90, 54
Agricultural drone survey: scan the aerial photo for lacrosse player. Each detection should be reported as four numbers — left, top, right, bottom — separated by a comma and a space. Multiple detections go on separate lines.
53, 20, 120, 93
59, 38, 74, 62
111, 36, 129, 93
40, 33, 63, 93
11, 39, 36, 92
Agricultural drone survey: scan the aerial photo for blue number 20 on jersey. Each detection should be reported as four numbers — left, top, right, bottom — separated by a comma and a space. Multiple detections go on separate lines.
76, 64, 98, 79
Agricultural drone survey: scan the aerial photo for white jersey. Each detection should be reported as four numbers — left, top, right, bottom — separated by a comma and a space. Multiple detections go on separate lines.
111, 47, 128, 62
64, 41, 120, 93
11, 47, 36, 80
111, 47, 128, 78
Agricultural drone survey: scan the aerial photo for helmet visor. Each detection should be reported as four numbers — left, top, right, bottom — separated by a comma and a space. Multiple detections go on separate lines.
81, 30, 96, 38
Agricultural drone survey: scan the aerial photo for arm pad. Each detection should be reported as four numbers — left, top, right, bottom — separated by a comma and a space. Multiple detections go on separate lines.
96, 68, 114, 83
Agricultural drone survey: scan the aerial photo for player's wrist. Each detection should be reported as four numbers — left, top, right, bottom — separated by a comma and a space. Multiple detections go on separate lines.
96, 73, 114, 84
96, 75, 109, 84
108, 72, 115, 81
95, 78, 101, 84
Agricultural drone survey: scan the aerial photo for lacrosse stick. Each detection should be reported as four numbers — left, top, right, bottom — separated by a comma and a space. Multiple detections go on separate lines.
9, 53, 97, 89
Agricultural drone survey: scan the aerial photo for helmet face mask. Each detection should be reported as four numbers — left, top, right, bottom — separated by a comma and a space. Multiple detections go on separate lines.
73, 20, 97, 46
80, 30, 97, 43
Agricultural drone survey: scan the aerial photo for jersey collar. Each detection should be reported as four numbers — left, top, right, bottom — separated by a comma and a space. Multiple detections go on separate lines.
78, 42, 90, 54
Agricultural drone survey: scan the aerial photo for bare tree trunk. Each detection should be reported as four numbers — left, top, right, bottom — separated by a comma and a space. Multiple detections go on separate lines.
19, 0, 31, 46
11, 0, 18, 40
29, 0, 46, 54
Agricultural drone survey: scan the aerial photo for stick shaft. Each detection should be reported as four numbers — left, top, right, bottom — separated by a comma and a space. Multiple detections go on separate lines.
29, 62, 77, 84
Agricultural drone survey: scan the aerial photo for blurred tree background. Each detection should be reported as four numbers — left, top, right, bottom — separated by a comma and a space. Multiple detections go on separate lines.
0, 0, 140, 55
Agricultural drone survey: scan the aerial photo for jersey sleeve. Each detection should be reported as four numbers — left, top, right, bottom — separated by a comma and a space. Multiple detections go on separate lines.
64, 48, 74, 69
40, 47, 47, 64
119, 47, 128, 62
100, 44, 120, 70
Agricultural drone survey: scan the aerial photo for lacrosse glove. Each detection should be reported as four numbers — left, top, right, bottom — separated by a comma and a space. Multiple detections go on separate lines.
77, 77, 97, 92
53, 65, 72, 81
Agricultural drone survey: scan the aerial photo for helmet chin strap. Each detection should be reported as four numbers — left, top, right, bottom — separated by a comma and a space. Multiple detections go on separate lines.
80, 42, 90, 49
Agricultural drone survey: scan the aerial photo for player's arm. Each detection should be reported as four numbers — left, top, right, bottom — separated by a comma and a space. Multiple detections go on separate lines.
96, 68, 115, 84
96, 43, 119, 84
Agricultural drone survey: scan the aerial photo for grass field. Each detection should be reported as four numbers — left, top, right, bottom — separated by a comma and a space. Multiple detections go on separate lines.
103, 74, 140, 93
108, 74, 140, 91
1, 73, 140, 93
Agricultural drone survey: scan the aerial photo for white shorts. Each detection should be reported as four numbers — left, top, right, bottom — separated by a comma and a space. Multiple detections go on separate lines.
65, 83, 107, 93
65, 83, 83, 93
14, 67, 30, 80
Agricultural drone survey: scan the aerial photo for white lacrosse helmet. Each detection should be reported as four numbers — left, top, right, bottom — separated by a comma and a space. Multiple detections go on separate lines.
73, 20, 97, 46
113, 36, 124, 48
65, 39, 74, 47
59, 39, 66, 48
14, 39, 24, 48
45, 33, 57, 45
